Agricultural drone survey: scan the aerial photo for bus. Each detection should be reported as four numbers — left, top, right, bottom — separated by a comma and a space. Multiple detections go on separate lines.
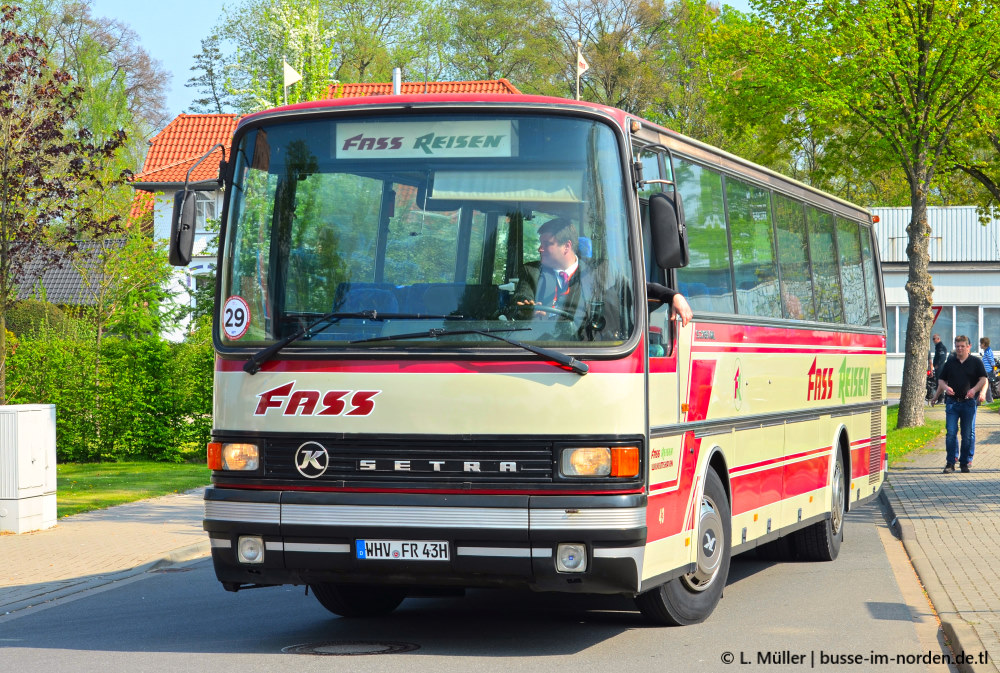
169, 92, 886, 626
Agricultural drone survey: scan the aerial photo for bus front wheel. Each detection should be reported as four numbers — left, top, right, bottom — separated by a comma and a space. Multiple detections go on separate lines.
311, 583, 406, 618
635, 469, 731, 625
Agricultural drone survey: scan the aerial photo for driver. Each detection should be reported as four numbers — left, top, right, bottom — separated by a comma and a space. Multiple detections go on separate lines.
512, 218, 586, 320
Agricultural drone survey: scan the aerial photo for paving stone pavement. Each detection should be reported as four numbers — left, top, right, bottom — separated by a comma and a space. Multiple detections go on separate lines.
885, 404, 1000, 673
0, 487, 208, 614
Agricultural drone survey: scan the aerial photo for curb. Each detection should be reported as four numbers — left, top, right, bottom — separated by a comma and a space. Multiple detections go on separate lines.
879, 489, 997, 673
0, 540, 210, 617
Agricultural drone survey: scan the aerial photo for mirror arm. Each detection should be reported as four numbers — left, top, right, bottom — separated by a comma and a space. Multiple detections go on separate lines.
183, 143, 228, 190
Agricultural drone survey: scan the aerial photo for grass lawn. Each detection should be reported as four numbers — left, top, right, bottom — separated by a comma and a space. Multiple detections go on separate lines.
57, 461, 210, 518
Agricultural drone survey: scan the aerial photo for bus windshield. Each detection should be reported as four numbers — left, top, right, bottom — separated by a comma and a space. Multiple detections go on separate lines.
218, 113, 635, 350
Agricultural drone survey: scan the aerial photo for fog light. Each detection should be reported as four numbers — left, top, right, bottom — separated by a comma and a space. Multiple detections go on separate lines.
556, 543, 587, 573
237, 536, 265, 564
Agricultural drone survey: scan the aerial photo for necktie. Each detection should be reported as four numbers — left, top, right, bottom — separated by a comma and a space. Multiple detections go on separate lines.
559, 271, 569, 288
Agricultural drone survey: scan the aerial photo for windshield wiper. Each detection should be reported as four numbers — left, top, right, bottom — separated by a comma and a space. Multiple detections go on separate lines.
243, 310, 459, 374
350, 327, 589, 376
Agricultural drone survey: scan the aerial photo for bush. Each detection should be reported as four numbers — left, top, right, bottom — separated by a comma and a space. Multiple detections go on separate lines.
6, 330, 213, 462
6, 299, 74, 337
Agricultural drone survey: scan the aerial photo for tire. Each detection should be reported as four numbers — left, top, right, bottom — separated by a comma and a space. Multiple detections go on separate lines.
635, 469, 731, 625
311, 583, 406, 618
789, 448, 845, 562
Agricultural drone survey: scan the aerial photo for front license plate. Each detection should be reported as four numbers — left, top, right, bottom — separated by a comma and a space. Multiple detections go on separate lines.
356, 539, 450, 561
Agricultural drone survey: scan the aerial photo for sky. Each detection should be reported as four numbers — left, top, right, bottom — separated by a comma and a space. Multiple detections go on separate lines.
87, 0, 755, 122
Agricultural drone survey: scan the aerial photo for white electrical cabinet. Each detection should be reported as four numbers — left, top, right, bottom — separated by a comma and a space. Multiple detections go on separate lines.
0, 404, 57, 533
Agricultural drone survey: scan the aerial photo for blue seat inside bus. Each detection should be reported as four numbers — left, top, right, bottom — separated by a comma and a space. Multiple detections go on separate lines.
334, 283, 399, 313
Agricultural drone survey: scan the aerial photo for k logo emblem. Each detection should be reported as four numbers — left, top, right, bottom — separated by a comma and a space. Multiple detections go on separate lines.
295, 441, 329, 478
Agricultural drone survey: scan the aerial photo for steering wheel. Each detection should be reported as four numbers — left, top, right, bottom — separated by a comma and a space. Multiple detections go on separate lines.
530, 305, 577, 320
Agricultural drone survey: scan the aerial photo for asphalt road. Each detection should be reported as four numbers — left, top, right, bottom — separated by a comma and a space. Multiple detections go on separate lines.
0, 502, 954, 673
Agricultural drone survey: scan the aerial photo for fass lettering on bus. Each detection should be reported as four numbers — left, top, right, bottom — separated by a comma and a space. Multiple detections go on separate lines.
806, 357, 871, 403
340, 132, 506, 155
254, 382, 380, 417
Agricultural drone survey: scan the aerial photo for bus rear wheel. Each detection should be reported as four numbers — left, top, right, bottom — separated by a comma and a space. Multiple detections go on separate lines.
790, 449, 845, 562
311, 583, 406, 618
635, 469, 731, 625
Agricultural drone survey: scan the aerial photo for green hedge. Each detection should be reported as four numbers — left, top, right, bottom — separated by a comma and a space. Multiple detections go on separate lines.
6, 331, 213, 462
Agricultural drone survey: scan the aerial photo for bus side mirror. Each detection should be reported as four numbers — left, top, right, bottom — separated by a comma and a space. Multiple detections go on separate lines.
168, 190, 197, 266
649, 192, 689, 269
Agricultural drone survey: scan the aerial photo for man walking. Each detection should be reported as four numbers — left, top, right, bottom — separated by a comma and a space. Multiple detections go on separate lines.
932, 333, 948, 378
932, 335, 988, 473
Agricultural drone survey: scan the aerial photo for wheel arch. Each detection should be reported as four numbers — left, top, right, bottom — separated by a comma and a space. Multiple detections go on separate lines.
705, 446, 731, 508
836, 427, 852, 512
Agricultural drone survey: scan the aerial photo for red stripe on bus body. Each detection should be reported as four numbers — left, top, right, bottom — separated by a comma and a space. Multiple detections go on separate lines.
646, 432, 702, 541
691, 322, 886, 349
783, 454, 831, 499
686, 361, 717, 422
731, 469, 783, 515
729, 446, 832, 476
215, 351, 644, 374
691, 345, 885, 356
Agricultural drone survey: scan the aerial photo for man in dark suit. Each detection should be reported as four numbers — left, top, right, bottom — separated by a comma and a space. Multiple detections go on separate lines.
511, 218, 588, 319
511, 217, 693, 330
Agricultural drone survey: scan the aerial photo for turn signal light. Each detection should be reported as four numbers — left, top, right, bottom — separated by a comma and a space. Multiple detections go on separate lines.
207, 442, 222, 470
611, 446, 640, 477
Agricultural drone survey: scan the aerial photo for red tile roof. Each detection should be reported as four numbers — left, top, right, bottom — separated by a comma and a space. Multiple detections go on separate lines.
132, 113, 241, 185
327, 78, 520, 99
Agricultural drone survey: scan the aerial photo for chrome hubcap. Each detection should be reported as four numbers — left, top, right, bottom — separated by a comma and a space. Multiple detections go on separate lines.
682, 494, 724, 592
831, 460, 845, 535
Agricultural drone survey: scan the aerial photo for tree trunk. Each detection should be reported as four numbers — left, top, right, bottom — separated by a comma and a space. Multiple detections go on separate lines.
896, 175, 935, 428
0, 312, 6, 404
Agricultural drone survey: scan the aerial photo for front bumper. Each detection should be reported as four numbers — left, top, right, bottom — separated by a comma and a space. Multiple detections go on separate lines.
204, 487, 647, 594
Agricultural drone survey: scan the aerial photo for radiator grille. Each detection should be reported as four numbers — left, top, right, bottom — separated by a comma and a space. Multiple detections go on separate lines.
265, 437, 554, 484
869, 410, 883, 483
870, 373, 884, 401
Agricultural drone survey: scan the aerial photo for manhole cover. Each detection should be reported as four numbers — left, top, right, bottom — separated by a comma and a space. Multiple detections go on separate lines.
282, 641, 420, 656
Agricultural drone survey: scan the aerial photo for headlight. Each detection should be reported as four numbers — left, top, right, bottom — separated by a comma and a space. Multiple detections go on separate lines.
217, 443, 259, 471
560, 446, 640, 478
562, 447, 611, 477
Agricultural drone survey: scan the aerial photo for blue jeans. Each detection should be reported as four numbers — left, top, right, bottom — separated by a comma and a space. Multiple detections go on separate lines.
945, 398, 977, 465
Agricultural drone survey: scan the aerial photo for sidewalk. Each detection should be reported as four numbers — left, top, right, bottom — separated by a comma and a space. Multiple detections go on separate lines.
0, 487, 208, 615
884, 404, 1000, 673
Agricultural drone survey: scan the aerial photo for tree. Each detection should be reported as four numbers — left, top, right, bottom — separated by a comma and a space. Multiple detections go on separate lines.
218, 0, 337, 111
553, 0, 667, 112
12, 0, 170, 164
445, 0, 564, 93
330, 0, 430, 82
186, 34, 237, 113
0, 4, 128, 402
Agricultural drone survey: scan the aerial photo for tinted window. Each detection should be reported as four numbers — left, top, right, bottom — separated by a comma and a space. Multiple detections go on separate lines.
836, 217, 866, 325
674, 159, 735, 313
806, 206, 844, 323
727, 177, 780, 318
773, 194, 815, 320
